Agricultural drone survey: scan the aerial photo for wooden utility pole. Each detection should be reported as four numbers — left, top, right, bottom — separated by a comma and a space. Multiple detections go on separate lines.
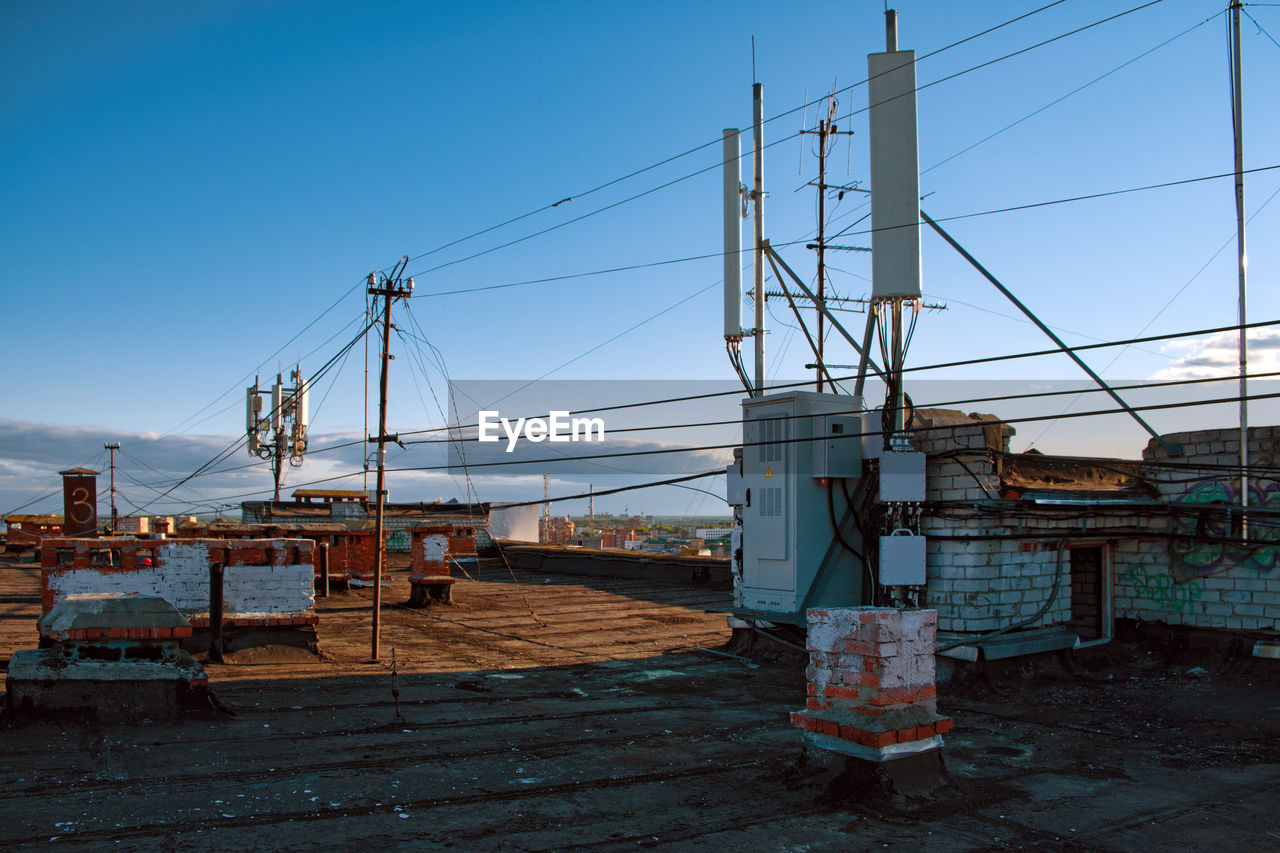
802, 92, 855, 392
104, 442, 120, 533
368, 256, 413, 662
815, 104, 835, 392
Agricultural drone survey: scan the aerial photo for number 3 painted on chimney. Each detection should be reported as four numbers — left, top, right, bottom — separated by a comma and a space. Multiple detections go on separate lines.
69, 487, 94, 524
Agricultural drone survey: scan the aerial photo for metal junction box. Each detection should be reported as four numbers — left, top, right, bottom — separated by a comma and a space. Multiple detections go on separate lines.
879, 450, 926, 503
879, 530, 927, 585
737, 391, 864, 622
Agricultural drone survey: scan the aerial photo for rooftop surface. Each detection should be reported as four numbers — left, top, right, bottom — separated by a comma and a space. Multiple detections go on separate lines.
0, 552, 1278, 850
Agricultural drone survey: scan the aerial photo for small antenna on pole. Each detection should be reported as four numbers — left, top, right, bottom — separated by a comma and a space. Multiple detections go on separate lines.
751, 36, 757, 82
799, 88, 808, 175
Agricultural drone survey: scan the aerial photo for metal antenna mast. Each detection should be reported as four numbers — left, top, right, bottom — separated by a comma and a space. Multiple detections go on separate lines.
751, 81, 767, 395
367, 256, 413, 662
1230, 0, 1249, 524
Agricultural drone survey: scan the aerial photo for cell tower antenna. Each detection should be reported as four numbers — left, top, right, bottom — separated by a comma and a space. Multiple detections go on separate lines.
246, 366, 309, 501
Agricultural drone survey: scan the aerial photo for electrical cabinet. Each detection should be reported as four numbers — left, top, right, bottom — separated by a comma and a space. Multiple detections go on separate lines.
737, 391, 865, 622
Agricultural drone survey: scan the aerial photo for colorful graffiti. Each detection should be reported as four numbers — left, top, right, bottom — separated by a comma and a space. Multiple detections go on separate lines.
1167, 477, 1280, 579
1130, 565, 1202, 614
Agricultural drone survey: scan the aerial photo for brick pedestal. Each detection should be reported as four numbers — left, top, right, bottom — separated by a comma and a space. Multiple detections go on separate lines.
790, 607, 953, 762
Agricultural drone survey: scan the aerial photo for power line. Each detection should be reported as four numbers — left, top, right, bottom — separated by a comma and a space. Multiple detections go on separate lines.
392, 317, 1280, 440
395, 1, 1073, 276
412, 163, 1280, 302
492, 470, 727, 509
97, 313, 1280, 503
127, 316, 375, 515
1022, 180, 1280, 450
407, 2, 1160, 285
921, 9, 1219, 175
382, 386, 1280, 474
1244, 8, 1280, 50
86, 382, 1280, 515
154, 288, 368, 442
397, 368, 1280, 449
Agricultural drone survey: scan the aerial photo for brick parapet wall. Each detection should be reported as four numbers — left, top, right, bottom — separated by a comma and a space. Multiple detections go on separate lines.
40, 538, 315, 623
923, 536, 1072, 634
913, 420, 1011, 457
916, 420, 1280, 639
1132, 426, 1280, 631
914, 421, 1070, 635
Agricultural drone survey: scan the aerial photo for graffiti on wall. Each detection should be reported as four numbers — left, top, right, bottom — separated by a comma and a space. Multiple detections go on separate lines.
1130, 564, 1202, 614
1167, 477, 1280, 580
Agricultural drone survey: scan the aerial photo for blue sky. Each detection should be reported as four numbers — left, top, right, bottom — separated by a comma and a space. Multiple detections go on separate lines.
2, 0, 1278, 518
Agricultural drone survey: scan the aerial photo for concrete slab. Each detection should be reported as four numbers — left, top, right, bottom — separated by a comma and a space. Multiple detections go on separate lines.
38, 593, 188, 639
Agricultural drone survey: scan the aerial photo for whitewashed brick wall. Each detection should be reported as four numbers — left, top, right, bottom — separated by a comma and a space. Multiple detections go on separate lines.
916, 420, 1280, 636
44, 539, 314, 617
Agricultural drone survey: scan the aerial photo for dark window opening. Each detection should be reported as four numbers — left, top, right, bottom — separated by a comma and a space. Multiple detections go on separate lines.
1068, 545, 1105, 642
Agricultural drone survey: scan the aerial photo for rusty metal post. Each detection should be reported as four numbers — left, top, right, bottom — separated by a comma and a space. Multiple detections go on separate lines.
209, 561, 225, 663
318, 542, 330, 598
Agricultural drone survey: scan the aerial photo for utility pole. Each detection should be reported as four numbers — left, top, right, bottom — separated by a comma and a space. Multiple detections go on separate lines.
1230, 0, 1249, 530
801, 92, 855, 392
367, 256, 413, 662
104, 442, 120, 533
816, 106, 828, 392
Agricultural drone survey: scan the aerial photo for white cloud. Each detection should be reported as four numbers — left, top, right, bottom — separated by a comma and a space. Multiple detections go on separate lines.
1150, 328, 1280, 381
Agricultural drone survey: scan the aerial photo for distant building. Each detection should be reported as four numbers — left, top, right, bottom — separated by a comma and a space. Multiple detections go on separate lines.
116, 516, 175, 535
601, 528, 645, 549
542, 516, 574, 546
241, 491, 491, 552
3, 514, 63, 551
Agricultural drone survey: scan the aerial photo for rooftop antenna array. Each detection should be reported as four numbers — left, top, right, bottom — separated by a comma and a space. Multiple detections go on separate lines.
246, 366, 309, 502
859, 6, 921, 448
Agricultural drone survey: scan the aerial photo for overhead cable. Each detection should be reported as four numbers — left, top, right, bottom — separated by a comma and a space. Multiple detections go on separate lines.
381, 386, 1280, 474
392, 317, 1280, 439
407, 2, 1162, 284
396, 1, 1073, 276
